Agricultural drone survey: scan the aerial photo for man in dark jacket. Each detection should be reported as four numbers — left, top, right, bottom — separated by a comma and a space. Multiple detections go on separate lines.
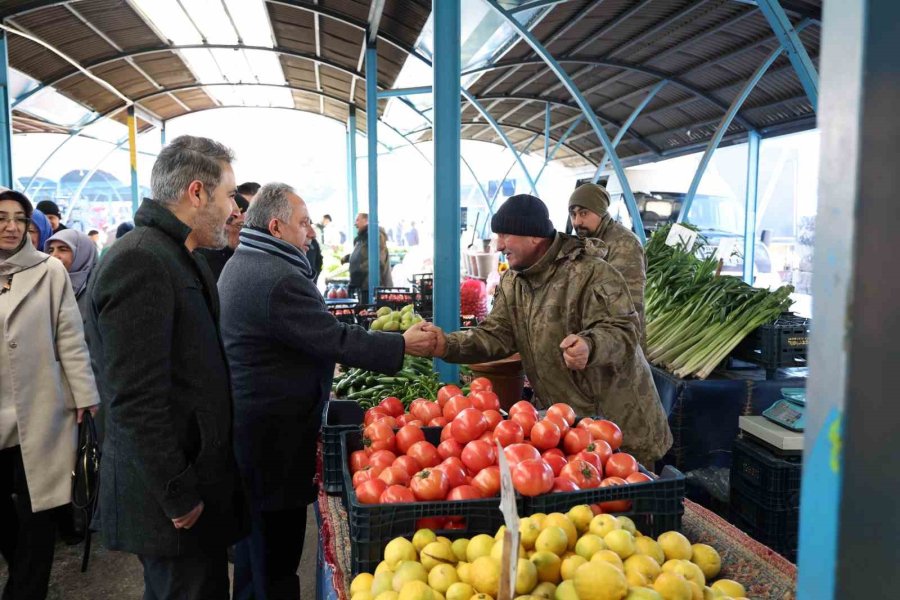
85, 135, 247, 599
218, 183, 437, 600
197, 193, 249, 281
35, 200, 67, 232
343, 212, 392, 299
304, 222, 324, 283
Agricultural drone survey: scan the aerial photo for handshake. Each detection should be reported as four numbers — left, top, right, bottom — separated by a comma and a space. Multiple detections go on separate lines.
401, 321, 448, 358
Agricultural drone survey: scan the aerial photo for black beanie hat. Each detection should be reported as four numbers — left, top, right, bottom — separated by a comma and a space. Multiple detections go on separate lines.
35, 200, 62, 218
491, 194, 556, 238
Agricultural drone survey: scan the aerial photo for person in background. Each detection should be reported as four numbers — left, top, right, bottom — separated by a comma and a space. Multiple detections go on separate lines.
217, 183, 437, 600
315, 213, 331, 246
305, 221, 324, 284
342, 212, 392, 299
99, 222, 134, 260
45, 229, 99, 321
237, 182, 261, 203
422, 194, 672, 468
0, 190, 100, 599
85, 135, 247, 600
197, 193, 249, 281
34, 200, 66, 233
27, 209, 52, 251
87, 229, 100, 249
405, 221, 419, 247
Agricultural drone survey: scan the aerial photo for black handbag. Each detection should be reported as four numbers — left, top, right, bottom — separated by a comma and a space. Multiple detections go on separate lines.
72, 411, 101, 573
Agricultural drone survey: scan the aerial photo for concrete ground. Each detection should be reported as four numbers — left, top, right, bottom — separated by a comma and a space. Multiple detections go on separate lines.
0, 504, 319, 599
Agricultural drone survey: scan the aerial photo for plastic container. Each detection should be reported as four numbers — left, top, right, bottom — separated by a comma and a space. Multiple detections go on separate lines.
341, 428, 521, 575
354, 304, 378, 330
730, 482, 798, 561
412, 273, 433, 318
374, 287, 415, 311
733, 313, 810, 377
467, 354, 525, 411
321, 401, 365, 494
326, 302, 358, 326
730, 436, 801, 510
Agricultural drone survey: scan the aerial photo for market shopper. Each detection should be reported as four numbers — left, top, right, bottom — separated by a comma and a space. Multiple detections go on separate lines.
423, 194, 672, 467
218, 183, 437, 600
197, 192, 249, 281
27, 210, 52, 251
85, 135, 247, 599
305, 220, 324, 283
343, 212, 392, 298
0, 190, 100, 599
45, 229, 99, 320
34, 200, 66, 232
569, 183, 647, 334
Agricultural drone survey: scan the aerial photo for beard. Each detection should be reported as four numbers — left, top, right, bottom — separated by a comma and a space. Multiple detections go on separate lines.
195, 202, 228, 250
574, 226, 592, 238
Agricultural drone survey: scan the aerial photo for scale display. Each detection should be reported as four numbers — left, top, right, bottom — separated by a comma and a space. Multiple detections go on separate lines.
763, 399, 805, 432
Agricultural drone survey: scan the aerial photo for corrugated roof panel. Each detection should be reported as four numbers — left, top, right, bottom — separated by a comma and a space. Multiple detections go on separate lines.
319, 18, 363, 69
172, 89, 217, 111
12, 6, 117, 65
280, 56, 317, 89
54, 75, 121, 114
72, 0, 163, 51
140, 96, 187, 120
573, 0, 698, 58
319, 68, 353, 101
269, 4, 317, 56
131, 52, 198, 88
7, 34, 72, 84
91, 62, 158, 98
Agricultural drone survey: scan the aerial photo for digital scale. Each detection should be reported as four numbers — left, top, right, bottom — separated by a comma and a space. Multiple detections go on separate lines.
761, 387, 806, 432
739, 416, 804, 454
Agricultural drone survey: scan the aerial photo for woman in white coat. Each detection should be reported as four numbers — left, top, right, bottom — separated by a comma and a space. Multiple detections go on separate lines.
0, 190, 100, 599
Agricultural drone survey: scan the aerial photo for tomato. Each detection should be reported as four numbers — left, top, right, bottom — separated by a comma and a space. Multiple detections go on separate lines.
368, 449, 397, 472
408, 398, 428, 419
452, 408, 489, 444
461, 440, 497, 473
492, 420, 525, 447
503, 443, 541, 467
510, 410, 537, 434
542, 447, 565, 459
363, 421, 396, 454
547, 403, 576, 426
396, 414, 413, 427
352, 467, 379, 488
471, 390, 501, 412
592, 420, 624, 451
428, 417, 449, 428
605, 453, 639, 479
447, 484, 482, 500
380, 485, 415, 504
378, 465, 410, 486
364, 406, 389, 426
434, 458, 467, 488
437, 385, 464, 408
563, 428, 592, 455
393, 455, 421, 477
509, 400, 538, 420
542, 451, 568, 476
407, 441, 441, 469
440, 422, 455, 442
478, 431, 494, 443
599, 477, 631, 512
379, 396, 404, 417
443, 396, 473, 421
560, 459, 602, 489
416, 517, 446, 530
405, 419, 424, 428
355, 478, 387, 504
410, 399, 441, 424
572, 450, 603, 475
471, 465, 501, 497
469, 377, 493, 393
577, 417, 595, 430
395, 424, 426, 454
585, 439, 613, 467
409, 469, 449, 501
482, 409, 504, 431
545, 413, 570, 436
552, 477, 580, 493
349, 450, 369, 473
626, 472, 652, 484
437, 439, 464, 460
511, 458, 554, 496
530, 420, 561, 451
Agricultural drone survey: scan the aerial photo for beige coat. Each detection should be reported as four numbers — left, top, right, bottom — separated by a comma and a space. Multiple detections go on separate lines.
1, 242, 100, 512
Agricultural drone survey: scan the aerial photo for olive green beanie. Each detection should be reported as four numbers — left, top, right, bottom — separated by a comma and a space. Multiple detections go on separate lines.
568, 183, 610, 216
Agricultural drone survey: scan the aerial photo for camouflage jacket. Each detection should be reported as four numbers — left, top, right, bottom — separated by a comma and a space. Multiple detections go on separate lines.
591, 215, 646, 338
444, 233, 672, 463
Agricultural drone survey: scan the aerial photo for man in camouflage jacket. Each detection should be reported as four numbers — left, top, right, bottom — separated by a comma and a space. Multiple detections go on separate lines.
569, 183, 646, 338
426, 195, 672, 466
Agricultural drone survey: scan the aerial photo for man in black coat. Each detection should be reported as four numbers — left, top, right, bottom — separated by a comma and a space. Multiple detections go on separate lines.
218, 183, 437, 600
85, 135, 247, 599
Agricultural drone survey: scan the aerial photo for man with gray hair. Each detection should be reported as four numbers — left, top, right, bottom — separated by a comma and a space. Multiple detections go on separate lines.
218, 183, 437, 600
86, 135, 247, 599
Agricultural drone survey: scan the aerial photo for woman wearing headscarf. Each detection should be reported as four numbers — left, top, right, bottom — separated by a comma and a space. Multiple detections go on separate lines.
0, 190, 100, 599
27, 210, 52, 252
45, 228, 99, 320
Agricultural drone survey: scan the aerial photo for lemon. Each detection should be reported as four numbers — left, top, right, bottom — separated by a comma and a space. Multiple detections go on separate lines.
467, 535, 496, 562
429, 564, 460, 593
626, 570, 649, 588
532, 581, 558, 599
520, 518, 542, 550
575, 533, 607, 560
414, 529, 438, 553
372, 571, 395, 596
422, 542, 458, 571
375, 591, 400, 600
604, 530, 636, 560
652, 572, 692, 600
376, 561, 394, 575
437, 536, 453, 547
589, 514, 622, 538
393, 561, 429, 592
446, 582, 475, 600
661, 560, 704, 588
386, 538, 419, 568
352, 573, 375, 596
709, 580, 745, 598
495, 526, 507, 542
625, 588, 664, 600
590, 549, 624, 572
634, 538, 666, 567
516, 557, 539, 594
701, 586, 722, 600
433, 591, 445, 600
470, 594, 493, 600
452, 539, 470, 562
687, 582, 704, 600
470, 556, 501, 597
624, 554, 662, 582
491, 537, 526, 562
566, 505, 595, 534
530, 551, 562, 583
353, 592, 375, 600
616, 516, 637, 536
554, 580, 579, 600
542, 514, 578, 550
530, 513, 548, 528
657, 532, 692, 562
689, 545, 721, 580
573, 560, 628, 600
559, 555, 587, 581
457, 562, 472, 584
535, 527, 569, 556
398, 580, 434, 600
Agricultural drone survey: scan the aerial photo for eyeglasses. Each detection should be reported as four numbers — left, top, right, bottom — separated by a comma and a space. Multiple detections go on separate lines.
0, 216, 29, 228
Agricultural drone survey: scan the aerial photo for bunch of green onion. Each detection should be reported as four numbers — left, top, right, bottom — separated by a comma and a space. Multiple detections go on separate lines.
644, 224, 794, 379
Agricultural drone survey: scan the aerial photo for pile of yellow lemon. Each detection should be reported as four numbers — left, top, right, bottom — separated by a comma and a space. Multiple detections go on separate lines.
349, 506, 748, 600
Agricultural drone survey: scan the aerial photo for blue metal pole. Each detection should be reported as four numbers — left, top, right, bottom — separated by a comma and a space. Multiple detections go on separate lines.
592, 80, 667, 183
742, 131, 760, 284
0, 33, 13, 189
535, 115, 584, 184
347, 105, 359, 245
127, 104, 139, 214
482, 0, 645, 244
365, 43, 380, 300
376, 86, 432, 98
756, 0, 819, 110
678, 44, 783, 224
433, 0, 461, 384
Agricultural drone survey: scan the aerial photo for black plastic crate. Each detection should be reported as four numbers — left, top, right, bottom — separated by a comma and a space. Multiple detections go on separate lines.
731, 436, 801, 510
321, 401, 365, 494
341, 428, 520, 575
327, 302, 358, 326
412, 273, 434, 318
733, 313, 810, 374
374, 287, 415, 311
730, 483, 798, 561
523, 465, 685, 538
353, 304, 379, 330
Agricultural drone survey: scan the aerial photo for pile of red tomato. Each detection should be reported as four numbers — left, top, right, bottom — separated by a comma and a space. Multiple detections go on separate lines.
348, 379, 651, 509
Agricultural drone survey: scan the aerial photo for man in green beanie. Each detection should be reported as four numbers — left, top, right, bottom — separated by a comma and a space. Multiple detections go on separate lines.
424, 194, 672, 468
569, 183, 646, 337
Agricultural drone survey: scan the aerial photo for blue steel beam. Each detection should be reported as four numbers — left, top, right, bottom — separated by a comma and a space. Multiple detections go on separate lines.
479, 132, 542, 239
742, 131, 760, 284
592, 80, 667, 183
0, 33, 13, 188
756, 0, 819, 109
433, 0, 461, 384
482, 0, 646, 244
376, 86, 432, 98
365, 42, 380, 299
126, 104, 139, 213
678, 44, 784, 224
535, 115, 584, 184
509, 0, 572, 12
347, 105, 358, 239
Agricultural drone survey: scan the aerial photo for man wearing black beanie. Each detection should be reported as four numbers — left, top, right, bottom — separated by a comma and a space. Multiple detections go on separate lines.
424, 194, 672, 468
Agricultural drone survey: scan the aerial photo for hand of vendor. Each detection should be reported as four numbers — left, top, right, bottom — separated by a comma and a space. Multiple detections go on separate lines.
403, 321, 438, 357
421, 322, 448, 358
560, 334, 591, 370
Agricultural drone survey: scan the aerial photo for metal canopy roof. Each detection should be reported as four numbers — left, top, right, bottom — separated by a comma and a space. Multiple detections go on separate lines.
1, 0, 819, 169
